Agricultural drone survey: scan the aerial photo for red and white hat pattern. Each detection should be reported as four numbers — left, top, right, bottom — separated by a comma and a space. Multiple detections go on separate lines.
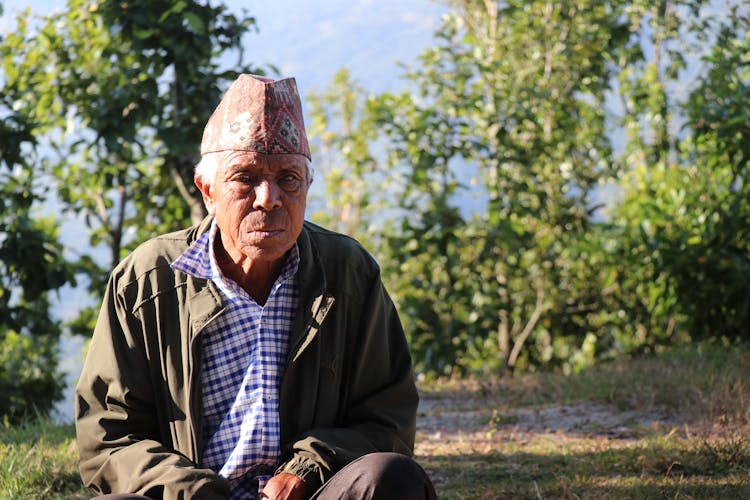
201, 74, 311, 160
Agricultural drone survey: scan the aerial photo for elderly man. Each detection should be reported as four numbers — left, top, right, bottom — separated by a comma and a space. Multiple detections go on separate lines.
75, 75, 436, 500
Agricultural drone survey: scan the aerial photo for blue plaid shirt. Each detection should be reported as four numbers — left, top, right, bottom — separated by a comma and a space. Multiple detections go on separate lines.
171, 221, 299, 499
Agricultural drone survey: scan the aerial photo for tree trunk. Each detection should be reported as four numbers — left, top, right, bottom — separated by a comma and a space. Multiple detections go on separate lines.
170, 157, 207, 226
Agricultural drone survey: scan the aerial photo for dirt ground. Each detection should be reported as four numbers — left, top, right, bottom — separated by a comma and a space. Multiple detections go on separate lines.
416, 391, 679, 450
413, 388, 686, 491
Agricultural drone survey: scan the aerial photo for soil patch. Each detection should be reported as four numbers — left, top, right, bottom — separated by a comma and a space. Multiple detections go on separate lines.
416, 392, 681, 454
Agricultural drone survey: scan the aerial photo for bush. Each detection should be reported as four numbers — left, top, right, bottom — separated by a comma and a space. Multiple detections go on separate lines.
0, 327, 63, 425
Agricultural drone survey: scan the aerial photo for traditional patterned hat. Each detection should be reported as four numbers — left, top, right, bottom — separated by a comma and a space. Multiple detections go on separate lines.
200, 74, 311, 160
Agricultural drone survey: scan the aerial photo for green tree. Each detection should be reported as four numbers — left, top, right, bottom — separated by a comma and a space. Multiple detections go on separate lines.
307, 69, 385, 247
373, 90, 475, 376
678, 7, 750, 339
596, 0, 697, 353
8, 0, 260, 334
0, 4, 74, 422
608, 0, 749, 346
371, 0, 631, 375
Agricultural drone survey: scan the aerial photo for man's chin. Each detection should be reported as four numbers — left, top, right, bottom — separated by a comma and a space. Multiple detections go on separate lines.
239, 240, 293, 264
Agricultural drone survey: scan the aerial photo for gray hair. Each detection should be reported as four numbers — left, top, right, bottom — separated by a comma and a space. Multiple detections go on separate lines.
194, 152, 221, 187
194, 152, 313, 187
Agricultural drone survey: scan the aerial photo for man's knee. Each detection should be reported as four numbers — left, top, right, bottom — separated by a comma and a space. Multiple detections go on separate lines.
314, 452, 436, 500
361, 452, 430, 496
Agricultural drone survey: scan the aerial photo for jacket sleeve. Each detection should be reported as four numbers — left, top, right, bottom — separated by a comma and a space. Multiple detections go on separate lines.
275, 270, 418, 493
75, 269, 229, 500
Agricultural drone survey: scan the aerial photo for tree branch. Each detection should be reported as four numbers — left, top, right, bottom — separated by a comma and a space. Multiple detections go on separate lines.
506, 277, 546, 370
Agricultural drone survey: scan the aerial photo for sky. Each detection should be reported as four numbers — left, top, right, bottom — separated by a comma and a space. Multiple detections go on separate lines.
247, 1, 446, 94
2, 0, 447, 99
1, 0, 448, 422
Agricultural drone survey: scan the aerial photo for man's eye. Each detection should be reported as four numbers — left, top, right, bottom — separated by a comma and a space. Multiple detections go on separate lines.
237, 175, 256, 184
279, 175, 301, 188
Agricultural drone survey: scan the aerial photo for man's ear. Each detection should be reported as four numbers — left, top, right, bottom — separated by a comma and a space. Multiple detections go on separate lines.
194, 175, 216, 215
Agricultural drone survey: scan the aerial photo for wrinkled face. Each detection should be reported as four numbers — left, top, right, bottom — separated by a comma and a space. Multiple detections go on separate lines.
197, 151, 310, 268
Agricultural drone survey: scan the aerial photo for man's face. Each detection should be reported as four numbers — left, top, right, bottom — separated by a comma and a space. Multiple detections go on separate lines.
198, 151, 310, 268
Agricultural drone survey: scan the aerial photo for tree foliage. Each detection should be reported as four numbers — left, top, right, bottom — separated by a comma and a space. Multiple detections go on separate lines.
364, 0, 631, 375
0, 4, 74, 422
2, 0, 750, 385
0, 0, 260, 418
609, 0, 750, 344
306, 69, 386, 247
6, 0, 261, 334
312, 0, 750, 376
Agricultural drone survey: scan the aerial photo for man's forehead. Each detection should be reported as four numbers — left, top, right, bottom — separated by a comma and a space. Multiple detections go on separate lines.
221, 151, 307, 170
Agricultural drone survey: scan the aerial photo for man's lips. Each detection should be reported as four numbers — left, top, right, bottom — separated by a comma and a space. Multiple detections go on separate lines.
247, 227, 284, 237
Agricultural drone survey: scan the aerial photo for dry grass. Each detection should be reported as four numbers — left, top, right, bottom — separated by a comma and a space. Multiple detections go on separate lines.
415, 342, 750, 498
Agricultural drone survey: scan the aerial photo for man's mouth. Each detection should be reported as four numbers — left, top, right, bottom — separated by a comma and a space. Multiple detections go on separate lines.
248, 228, 283, 238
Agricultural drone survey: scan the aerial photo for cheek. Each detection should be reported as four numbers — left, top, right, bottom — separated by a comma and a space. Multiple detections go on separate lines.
214, 191, 253, 223
287, 195, 307, 221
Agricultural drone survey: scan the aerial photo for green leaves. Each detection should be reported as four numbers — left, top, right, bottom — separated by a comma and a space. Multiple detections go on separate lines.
307, 69, 385, 245
0, 0, 262, 417
0, 11, 72, 421
376, 0, 629, 375
310, 0, 749, 377
1, 0, 748, 387
0, 327, 64, 425
6, 0, 261, 281
610, 0, 750, 344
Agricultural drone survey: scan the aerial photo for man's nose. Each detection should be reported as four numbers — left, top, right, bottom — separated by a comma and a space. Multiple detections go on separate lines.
253, 180, 282, 211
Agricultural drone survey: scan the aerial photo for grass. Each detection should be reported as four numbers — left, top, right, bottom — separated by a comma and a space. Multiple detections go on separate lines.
2, 342, 749, 498
0, 420, 86, 499
419, 426, 750, 498
416, 342, 750, 498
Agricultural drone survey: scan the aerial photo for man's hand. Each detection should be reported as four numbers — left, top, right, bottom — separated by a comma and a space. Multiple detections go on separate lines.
260, 472, 307, 500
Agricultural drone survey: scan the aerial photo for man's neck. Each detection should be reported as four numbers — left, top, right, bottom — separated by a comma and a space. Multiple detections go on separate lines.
214, 238, 283, 306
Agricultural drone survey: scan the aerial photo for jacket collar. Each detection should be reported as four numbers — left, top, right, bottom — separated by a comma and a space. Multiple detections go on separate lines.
188, 215, 216, 246
183, 216, 225, 336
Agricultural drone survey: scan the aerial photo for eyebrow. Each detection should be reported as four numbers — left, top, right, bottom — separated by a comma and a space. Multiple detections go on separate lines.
228, 164, 256, 174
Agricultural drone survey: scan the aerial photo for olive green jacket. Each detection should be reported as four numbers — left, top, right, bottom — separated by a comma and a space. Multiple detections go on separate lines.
75, 217, 417, 499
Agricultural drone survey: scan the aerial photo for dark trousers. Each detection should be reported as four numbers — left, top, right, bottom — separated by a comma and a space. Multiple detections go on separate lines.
93, 452, 437, 499
311, 452, 436, 500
